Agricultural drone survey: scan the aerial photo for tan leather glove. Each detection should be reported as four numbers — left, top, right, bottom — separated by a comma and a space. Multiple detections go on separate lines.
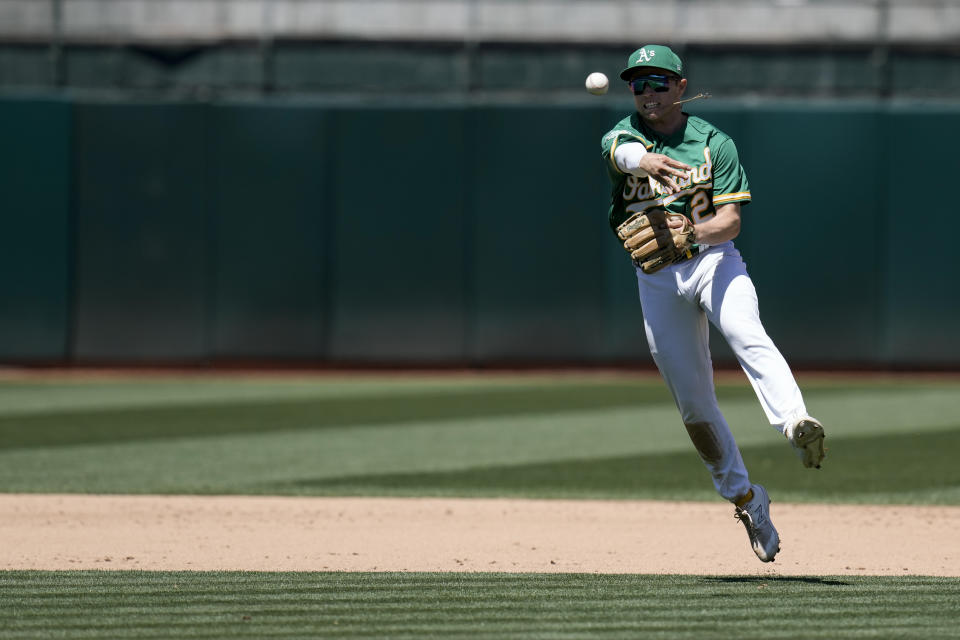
616, 207, 697, 274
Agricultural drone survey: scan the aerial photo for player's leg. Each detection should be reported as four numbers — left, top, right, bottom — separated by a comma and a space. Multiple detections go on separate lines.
640, 263, 781, 561
699, 247, 826, 467
697, 247, 807, 428
636, 269, 752, 502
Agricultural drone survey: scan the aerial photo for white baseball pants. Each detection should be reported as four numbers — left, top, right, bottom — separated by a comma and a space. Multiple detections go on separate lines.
635, 242, 808, 502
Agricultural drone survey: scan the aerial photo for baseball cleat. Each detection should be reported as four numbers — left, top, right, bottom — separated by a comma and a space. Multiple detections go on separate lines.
735, 484, 780, 563
785, 416, 826, 469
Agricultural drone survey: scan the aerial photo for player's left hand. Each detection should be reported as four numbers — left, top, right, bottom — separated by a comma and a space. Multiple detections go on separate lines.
616, 207, 697, 273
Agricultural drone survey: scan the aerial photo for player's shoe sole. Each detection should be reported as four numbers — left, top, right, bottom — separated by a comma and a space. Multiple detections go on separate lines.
786, 416, 826, 469
734, 484, 780, 563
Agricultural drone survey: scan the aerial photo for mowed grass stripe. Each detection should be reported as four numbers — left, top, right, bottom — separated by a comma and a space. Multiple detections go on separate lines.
2, 397, 959, 504
3, 376, 953, 450
0, 376, 608, 416
1, 376, 958, 502
258, 425, 960, 504
1, 573, 959, 639
0, 383, 689, 449
0, 373, 924, 417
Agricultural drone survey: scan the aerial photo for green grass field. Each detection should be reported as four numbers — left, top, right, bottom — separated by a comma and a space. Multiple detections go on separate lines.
2, 371, 959, 638
4, 571, 959, 639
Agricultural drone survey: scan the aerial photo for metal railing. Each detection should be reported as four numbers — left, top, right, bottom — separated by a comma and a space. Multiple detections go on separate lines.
1, 0, 958, 45
0, 0, 957, 97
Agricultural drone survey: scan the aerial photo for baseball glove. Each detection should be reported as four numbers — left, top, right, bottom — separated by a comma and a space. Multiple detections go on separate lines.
616, 207, 697, 274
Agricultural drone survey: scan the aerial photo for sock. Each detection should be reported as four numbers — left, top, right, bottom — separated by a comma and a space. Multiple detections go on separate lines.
734, 489, 754, 508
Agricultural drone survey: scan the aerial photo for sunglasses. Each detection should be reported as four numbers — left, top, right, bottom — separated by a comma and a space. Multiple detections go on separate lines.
629, 74, 674, 94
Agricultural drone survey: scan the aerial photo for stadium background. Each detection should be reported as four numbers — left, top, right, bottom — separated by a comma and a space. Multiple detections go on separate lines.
3, 4, 960, 638
1, 0, 959, 370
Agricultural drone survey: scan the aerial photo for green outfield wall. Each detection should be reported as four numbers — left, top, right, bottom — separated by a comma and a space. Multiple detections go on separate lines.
1, 96, 956, 367
0, 98, 72, 360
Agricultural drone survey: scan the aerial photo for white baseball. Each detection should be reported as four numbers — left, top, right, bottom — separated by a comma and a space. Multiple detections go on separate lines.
585, 72, 609, 96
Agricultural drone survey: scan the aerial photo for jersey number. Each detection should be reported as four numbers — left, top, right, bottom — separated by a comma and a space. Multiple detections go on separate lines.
689, 191, 712, 223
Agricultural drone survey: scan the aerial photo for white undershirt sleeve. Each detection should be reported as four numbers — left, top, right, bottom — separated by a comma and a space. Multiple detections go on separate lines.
614, 142, 650, 177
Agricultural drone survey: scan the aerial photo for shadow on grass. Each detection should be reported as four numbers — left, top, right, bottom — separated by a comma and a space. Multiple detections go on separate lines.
704, 576, 850, 586
266, 428, 960, 502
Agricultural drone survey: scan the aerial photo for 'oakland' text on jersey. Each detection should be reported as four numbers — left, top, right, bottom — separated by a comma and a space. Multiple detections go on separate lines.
600, 113, 751, 233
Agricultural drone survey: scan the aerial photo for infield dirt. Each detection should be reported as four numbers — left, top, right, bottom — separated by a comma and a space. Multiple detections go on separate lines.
1, 494, 958, 576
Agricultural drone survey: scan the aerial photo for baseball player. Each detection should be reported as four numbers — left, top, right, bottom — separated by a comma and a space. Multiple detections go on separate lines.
600, 45, 826, 562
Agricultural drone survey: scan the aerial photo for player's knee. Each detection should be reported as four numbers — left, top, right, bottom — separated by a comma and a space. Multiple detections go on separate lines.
684, 421, 725, 464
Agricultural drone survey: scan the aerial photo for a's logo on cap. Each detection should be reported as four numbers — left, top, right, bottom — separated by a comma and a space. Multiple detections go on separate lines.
636, 48, 656, 63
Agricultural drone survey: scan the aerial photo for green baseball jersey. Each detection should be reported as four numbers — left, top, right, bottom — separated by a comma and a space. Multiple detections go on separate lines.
600, 113, 751, 233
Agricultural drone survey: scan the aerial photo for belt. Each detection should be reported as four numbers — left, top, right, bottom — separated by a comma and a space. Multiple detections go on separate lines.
633, 244, 706, 270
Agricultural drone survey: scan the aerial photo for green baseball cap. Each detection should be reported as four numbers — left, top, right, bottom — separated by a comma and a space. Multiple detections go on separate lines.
619, 45, 684, 80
